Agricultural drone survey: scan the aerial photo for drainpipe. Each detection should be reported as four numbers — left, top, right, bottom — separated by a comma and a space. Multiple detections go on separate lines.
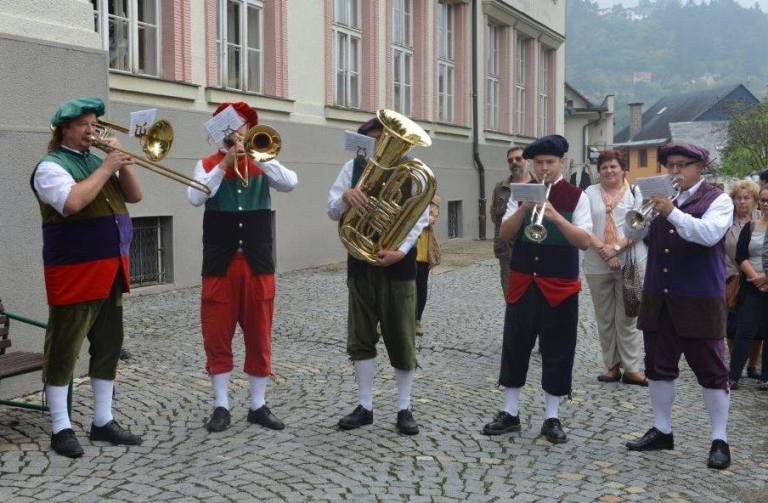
471, 0, 487, 240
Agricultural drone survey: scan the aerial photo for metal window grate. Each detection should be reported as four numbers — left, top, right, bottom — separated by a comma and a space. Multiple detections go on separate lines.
129, 217, 169, 287
447, 200, 462, 239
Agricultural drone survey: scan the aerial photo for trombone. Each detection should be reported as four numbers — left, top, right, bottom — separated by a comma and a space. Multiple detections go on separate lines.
624, 176, 682, 231
225, 125, 282, 187
524, 177, 552, 243
89, 119, 211, 195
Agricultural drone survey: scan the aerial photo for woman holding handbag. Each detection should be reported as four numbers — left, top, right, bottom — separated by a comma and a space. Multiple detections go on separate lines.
724, 181, 762, 378
729, 185, 768, 389
583, 151, 648, 386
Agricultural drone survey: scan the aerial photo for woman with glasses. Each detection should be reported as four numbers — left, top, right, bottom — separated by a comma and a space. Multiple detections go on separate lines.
729, 186, 768, 389
583, 151, 648, 386
725, 181, 762, 379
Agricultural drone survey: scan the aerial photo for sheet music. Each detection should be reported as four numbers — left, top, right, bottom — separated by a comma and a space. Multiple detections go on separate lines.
204, 105, 245, 143
344, 130, 376, 157
129, 109, 157, 137
510, 183, 547, 203
635, 175, 677, 199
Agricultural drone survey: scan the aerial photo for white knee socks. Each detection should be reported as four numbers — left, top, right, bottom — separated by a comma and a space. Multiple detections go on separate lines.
91, 378, 114, 427
46, 384, 71, 434
394, 369, 414, 411
544, 392, 560, 420
211, 372, 231, 410
703, 388, 729, 442
649, 379, 676, 434
354, 358, 376, 411
249, 375, 267, 410
504, 387, 520, 416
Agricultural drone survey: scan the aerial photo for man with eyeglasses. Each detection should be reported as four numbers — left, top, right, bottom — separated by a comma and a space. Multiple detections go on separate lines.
490, 147, 534, 295
624, 141, 734, 470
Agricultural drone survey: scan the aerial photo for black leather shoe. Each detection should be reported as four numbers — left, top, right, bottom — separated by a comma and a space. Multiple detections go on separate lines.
396, 409, 419, 435
205, 406, 231, 432
626, 427, 674, 451
51, 429, 84, 458
729, 379, 740, 390
540, 418, 567, 444
338, 405, 373, 430
247, 405, 285, 430
89, 420, 142, 445
707, 439, 731, 469
482, 411, 521, 435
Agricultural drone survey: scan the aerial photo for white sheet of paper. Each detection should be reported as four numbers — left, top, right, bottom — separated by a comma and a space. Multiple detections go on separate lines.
204, 105, 245, 143
510, 183, 547, 203
635, 175, 677, 199
344, 130, 376, 157
129, 109, 157, 137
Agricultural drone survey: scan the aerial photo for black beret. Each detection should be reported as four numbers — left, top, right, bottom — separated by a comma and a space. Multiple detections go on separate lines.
522, 135, 569, 159
358, 117, 384, 136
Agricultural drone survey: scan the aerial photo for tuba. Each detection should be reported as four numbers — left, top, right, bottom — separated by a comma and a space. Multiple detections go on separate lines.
339, 109, 436, 264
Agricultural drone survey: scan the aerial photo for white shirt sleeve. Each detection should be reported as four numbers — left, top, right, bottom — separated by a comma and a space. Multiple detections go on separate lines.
186, 160, 226, 207
327, 160, 354, 221
501, 189, 518, 222
666, 192, 734, 247
572, 192, 593, 235
259, 159, 298, 192
33, 161, 77, 216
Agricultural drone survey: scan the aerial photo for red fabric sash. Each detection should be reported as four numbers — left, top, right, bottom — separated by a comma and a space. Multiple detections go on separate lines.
202, 151, 264, 179
506, 270, 581, 307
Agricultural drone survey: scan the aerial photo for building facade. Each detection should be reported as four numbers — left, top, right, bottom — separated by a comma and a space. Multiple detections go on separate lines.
0, 0, 564, 394
563, 82, 614, 187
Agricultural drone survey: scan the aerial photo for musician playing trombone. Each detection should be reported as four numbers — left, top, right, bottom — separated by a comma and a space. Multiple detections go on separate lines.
187, 102, 297, 433
32, 97, 143, 458
327, 116, 430, 435
624, 142, 734, 470
482, 135, 591, 444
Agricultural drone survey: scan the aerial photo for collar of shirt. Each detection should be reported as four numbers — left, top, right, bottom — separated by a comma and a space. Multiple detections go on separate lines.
677, 177, 704, 205
60, 145, 90, 158
548, 175, 564, 186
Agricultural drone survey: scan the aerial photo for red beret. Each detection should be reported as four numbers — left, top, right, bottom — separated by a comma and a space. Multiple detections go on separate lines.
213, 102, 259, 127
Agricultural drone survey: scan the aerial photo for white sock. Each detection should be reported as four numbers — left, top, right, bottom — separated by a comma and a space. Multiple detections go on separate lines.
649, 379, 676, 434
249, 375, 267, 410
394, 368, 414, 411
504, 387, 520, 416
545, 392, 560, 420
703, 388, 730, 442
46, 384, 71, 434
91, 378, 114, 427
210, 372, 231, 410
354, 358, 376, 411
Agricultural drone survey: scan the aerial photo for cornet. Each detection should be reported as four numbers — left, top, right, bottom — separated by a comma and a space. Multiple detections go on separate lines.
223, 125, 282, 187
624, 176, 683, 231
524, 177, 553, 243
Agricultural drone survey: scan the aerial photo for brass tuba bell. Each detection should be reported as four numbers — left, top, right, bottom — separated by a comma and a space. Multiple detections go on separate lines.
338, 109, 436, 264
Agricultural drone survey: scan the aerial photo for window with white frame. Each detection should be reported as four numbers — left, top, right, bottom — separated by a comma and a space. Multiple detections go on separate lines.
515, 36, 527, 135
216, 0, 264, 93
92, 0, 160, 76
538, 48, 552, 137
486, 23, 500, 130
437, 1, 455, 123
392, 0, 413, 116
333, 0, 362, 109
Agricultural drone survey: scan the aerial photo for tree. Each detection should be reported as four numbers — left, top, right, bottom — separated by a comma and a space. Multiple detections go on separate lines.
721, 101, 768, 177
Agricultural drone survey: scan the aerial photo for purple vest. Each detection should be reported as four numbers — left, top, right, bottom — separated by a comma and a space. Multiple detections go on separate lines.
638, 180, 727, 338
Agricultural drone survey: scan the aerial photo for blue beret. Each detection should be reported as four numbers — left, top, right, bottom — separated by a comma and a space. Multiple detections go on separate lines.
522, 135, 569, 159
657, 141, 709, 165
51, 97, 105, 127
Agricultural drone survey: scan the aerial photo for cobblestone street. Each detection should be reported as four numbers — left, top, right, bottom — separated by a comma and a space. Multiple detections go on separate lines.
2, 240, 768, 502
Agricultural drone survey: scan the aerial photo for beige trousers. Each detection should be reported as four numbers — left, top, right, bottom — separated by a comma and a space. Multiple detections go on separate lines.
585, 261, 645, 373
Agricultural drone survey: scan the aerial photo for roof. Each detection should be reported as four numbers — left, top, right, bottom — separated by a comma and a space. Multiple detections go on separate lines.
565, 82, 595, 108
614, 83, 755, 143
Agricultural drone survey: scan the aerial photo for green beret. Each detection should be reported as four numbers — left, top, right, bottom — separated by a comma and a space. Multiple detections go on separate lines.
50, 97, 105, 127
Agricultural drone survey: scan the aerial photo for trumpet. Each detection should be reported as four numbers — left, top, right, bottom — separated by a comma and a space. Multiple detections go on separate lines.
624, 176, 683, 231
87, 119, 211, 194
224, 125, 282, 187
524, 178, 553, 243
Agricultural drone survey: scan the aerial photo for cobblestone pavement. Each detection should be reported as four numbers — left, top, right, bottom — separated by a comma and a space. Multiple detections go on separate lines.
2, 240, 768, 502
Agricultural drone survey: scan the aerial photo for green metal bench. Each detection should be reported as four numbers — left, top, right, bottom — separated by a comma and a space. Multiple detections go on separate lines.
0, 297, 72, 414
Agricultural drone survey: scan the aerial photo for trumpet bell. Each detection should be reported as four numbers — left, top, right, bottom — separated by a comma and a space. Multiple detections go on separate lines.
525, 224, 548, 243
625, 210, 647, 231
245, 125, 281, 162
143, 119, 174, 162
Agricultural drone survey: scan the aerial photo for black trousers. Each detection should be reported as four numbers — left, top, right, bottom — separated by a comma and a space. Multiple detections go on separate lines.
416, 261, 430, 321
498, 283, 578, 396
729, 283, 768, 381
